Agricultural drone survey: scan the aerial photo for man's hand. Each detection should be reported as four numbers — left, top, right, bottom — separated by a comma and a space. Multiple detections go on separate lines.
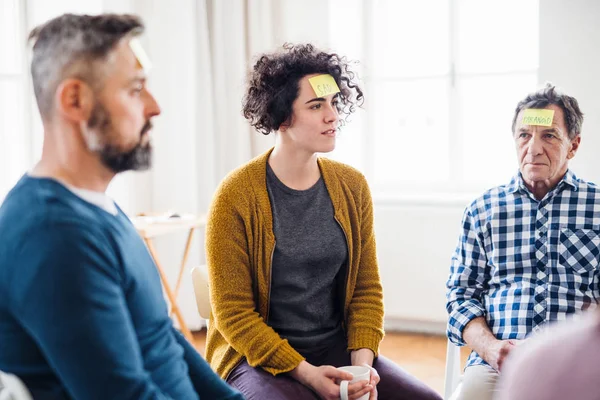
463, 317, 523, 373
483, 339, 519, 372
289, 361, 373, 400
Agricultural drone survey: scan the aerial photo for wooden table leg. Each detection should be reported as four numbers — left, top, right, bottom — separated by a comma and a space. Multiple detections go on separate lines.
144, 238, 194, 343
172, 228, 195, 304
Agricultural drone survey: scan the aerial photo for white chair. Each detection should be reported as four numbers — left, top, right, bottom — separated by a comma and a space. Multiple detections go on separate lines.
443, 340, 463, 400
191, 265, 211, 329
0, 371, 33, 400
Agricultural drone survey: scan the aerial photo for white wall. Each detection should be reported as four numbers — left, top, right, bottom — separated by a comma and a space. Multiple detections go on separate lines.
375, 0, 600, 334
539, 0, 600, 184
374, 199, 466, 333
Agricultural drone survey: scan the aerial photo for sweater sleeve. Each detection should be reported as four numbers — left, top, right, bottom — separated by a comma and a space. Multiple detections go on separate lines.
172, 328, 244, 399
9, 224, 176, 400
206, 184, 305, 376
346, 176, 385, 356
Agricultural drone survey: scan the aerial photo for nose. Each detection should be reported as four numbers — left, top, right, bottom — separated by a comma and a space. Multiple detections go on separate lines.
324, 102, 339, 125
526, 134, 543, 156
143, 89, 161, 118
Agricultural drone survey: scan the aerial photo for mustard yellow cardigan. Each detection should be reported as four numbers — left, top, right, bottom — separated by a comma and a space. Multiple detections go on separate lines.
205, 149, 384, 379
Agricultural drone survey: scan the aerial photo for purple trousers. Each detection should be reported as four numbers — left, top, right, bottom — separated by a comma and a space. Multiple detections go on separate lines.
227, 339, 442, 400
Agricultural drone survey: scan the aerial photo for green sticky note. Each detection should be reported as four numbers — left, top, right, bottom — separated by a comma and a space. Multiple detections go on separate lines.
308, 74, 340, 97
522, 109, 555, 127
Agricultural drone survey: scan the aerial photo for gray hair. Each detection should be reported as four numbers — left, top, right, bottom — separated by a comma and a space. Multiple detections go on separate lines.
28, 13, 144, 120
511, 83, 584, 139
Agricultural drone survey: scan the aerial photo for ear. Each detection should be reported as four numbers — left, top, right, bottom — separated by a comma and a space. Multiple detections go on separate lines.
278, 115, 294, 133
55, 79, 94, 123
567, 135, 581, 159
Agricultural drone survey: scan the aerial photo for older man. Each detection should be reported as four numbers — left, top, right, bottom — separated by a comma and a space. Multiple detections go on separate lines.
0, 13, 243, 400
446, 83, 599, 400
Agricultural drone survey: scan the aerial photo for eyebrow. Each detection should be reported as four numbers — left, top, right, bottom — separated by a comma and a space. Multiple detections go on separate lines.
128, 76, 147, 85
304, 93, 340, 104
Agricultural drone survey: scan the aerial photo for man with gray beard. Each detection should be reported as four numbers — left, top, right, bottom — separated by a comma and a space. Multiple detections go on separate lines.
0, 13, 243, 400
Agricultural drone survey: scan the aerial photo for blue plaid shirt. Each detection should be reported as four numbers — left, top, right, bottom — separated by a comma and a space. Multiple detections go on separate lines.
446, 170, 600, 368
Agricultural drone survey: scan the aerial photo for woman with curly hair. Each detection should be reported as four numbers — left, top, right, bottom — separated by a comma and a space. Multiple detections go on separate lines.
204, 43, 441, 400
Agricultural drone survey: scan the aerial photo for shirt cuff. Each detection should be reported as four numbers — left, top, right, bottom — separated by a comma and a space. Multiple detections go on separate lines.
447, 300, 486, 346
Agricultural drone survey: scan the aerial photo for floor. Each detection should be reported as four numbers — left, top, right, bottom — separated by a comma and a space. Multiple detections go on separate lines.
192, 329, 470, 396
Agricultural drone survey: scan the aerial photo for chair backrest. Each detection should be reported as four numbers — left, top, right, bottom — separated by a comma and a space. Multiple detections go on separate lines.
0, 371, 33, 400
443, 340, 462, 400
191, 265, 211, 320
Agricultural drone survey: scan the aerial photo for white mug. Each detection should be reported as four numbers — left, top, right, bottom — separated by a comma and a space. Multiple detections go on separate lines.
337, 365, 371, 400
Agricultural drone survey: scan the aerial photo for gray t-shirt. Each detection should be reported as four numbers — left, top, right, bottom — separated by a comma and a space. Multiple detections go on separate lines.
266, 163, 348, 352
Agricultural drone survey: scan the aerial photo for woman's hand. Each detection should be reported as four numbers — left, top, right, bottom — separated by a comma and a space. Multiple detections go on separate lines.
351, 349, 379, 399
364, 364, 380, 400
289, 361, 372, 400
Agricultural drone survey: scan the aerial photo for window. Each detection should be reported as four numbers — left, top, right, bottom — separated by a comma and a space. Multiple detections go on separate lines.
0, 0, 30, 201
328, 0, 539, 197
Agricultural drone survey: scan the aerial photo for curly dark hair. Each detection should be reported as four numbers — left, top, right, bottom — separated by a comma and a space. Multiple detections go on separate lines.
511, 83, 584, 139
243, 43, 364, 135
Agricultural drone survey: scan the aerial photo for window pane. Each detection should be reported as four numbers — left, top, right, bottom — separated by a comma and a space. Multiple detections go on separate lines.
372, 78, 450, 187
329, 0, 363, 62
0, 80, 28, 200
328, 0, 365, 172
457, 0, 539, 74
372, 0, 450, 78
457, 73, 538, 190
0, 0, 22, 74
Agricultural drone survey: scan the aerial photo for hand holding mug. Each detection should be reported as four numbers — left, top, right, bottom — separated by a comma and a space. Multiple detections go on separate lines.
337, 366, 373, 400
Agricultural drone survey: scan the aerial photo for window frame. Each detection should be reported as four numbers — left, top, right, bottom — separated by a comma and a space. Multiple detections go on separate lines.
338, 0, 539, 199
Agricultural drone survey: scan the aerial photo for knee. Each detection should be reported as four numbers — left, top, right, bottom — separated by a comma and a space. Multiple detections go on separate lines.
457, 366, 499, 400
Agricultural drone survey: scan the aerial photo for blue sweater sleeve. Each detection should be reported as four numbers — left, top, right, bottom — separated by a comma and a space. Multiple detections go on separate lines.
172, 329, 244, 400
8, 223, 176, 400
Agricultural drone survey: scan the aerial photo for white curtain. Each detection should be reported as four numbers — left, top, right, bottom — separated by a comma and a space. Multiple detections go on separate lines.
126, 0, 331, 216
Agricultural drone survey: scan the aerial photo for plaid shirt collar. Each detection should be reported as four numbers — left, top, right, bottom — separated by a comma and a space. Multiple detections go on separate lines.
506, 169, 579, 198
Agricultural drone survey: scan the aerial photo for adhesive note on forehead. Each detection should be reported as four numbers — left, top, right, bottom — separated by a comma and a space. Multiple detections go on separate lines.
129, 38, 152, 72
308, 74, 340, 97
522, 108, 555, 127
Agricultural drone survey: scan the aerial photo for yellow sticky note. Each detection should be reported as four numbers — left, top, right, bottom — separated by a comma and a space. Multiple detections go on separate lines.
308, 74, 340, 97
522, 109, 555, 126
129, 38, 152, 71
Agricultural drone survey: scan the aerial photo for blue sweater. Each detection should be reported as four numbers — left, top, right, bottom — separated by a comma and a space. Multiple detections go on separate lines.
0, 176, 243, 400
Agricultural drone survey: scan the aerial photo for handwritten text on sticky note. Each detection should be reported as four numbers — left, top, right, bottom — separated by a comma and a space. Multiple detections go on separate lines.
308, 74, 340, 98
522, 108, 555, 127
